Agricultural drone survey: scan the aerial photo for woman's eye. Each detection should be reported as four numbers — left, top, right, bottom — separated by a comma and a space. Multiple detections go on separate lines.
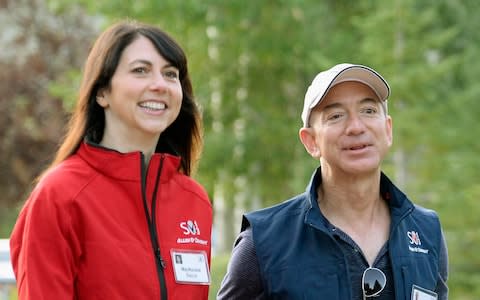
132, 67, 148, 74
164, 70, 179, 79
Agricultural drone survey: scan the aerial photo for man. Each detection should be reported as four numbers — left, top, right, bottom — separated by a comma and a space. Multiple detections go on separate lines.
217, 63, 448, 299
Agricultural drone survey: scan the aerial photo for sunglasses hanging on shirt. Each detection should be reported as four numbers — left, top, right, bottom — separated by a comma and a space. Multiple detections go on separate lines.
362, 267, 386, 299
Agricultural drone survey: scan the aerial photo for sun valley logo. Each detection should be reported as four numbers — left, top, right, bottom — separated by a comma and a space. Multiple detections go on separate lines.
407, 231, 421, 245
180, 220, 201, 235
177, 220, 208, 246
407, 230, 428, 254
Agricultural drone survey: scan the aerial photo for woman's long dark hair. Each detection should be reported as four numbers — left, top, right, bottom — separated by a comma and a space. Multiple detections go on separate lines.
43, 20, 202, 177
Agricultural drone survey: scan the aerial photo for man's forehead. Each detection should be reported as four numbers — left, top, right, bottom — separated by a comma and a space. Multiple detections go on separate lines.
328, 80, 379, 96
316, 96, 382, 111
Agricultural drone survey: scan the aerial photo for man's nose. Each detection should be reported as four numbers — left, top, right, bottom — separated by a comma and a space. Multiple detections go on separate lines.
345, 114, 366, 135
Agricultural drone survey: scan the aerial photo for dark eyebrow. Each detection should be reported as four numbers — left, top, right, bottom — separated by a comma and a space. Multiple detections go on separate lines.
128, 59, 152, 67
128, 59, 176, 69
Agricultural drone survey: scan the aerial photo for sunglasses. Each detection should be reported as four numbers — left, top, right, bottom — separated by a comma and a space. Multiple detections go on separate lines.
362, 267, 386, 298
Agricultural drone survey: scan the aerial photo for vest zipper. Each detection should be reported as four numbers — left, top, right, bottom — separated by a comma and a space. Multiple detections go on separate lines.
141, 154, 168, 300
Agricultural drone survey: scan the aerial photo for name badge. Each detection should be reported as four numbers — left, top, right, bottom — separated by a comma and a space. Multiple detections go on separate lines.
171, 249, 210, 285
411, 285, 438, 300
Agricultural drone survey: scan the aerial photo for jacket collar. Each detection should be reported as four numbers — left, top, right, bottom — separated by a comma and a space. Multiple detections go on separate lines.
304, 167, 415, 230
77, 141, 181, 182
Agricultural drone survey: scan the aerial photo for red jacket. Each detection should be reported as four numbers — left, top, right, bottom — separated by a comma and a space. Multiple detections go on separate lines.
10, 142, 212, 300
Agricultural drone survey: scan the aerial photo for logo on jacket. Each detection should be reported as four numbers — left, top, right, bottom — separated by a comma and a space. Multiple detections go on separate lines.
407, 231, 421, 245
407, 230, 428, 254
177, 220, 208, 246
180, 220, 201, 235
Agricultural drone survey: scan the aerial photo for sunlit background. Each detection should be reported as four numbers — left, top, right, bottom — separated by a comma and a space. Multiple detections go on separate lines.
1, 1, 479, 299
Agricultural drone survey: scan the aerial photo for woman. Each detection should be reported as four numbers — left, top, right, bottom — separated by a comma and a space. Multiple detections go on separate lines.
10, 20, 212, 300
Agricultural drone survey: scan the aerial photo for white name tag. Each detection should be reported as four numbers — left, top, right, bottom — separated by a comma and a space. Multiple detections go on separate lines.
171, 249, 210, 285
411, 285, 438, 300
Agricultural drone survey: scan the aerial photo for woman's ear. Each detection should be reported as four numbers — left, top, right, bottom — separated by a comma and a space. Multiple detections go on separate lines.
299, 127, 321, 159
96, 90, 109, 108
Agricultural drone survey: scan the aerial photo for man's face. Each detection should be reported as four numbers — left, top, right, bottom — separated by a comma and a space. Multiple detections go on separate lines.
303, 81, 392, 176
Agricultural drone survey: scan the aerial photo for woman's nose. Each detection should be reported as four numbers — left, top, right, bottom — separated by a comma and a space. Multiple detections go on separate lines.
149, 73, 169, 91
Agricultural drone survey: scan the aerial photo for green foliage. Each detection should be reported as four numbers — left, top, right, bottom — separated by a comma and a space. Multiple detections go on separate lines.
5, 0, 480, 298
0, 208, 20, 238
48, 69, 83, 112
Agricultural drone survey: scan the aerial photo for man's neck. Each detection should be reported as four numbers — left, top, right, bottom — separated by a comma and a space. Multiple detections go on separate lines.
319, 167, 382, 211
317, 169, 391, 265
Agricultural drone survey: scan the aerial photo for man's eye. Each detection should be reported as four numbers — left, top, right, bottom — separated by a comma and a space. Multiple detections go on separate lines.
363, 107, 377, 114
327, 113, 342, 121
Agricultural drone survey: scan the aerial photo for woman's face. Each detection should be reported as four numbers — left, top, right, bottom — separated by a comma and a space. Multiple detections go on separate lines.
97, 35, 182, 151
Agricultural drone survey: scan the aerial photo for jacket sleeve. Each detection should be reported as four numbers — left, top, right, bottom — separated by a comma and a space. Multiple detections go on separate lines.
216, 227, 267, 300
10, 183, 80, 300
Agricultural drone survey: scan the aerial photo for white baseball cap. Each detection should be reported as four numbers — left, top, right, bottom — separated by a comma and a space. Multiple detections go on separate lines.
301, 63, 390, 127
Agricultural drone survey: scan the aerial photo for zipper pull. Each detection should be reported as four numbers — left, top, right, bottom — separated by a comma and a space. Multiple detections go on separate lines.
160, 258, 166, 269
155, 247, 166, 269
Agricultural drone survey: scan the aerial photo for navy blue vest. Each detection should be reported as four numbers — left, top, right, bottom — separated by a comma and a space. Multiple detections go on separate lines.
244, 169, 441, 299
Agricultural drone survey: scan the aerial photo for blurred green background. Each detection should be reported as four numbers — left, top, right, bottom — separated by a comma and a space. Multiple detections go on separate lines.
1, 0, 479, 299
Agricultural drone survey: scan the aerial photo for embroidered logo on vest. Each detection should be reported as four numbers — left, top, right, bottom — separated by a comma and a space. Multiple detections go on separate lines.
407, 231, 421, 245
407, 231, 429, 254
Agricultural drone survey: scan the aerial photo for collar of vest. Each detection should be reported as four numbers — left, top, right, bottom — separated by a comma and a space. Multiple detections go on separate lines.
304, 167, 415, 230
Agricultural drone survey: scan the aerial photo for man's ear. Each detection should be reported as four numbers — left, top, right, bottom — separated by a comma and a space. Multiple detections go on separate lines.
96, 90, 109, 108
299, 127, 321, 158
385, 115, 393, 147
